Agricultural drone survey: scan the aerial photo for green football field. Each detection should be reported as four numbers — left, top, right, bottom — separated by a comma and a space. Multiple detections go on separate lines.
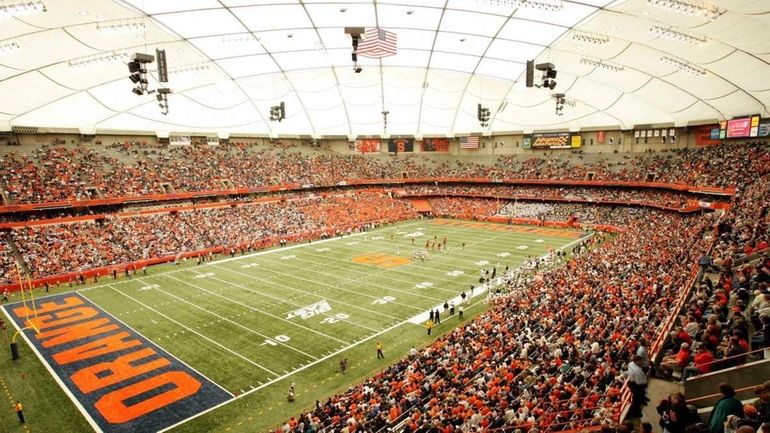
0, 219, 588, 433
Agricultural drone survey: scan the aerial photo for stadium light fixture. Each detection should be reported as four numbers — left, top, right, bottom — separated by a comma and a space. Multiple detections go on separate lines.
170, 63, 211, 75
97, 20, 145, 34
647, 0, 721, 21
68, 51, 128, 68
0, 41, 20, 56
580, 57, 624, 72
478, 0, 563, 11
221, 33, 261, 44
572, 33, 610, 45
660, 56, 707, 76
0, 1, 46, 18
650, 26, 707, 45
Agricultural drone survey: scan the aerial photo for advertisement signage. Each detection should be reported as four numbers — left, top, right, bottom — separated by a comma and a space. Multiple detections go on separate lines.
531, 132, 572, 149
758, 120, 770, 137
726, 117, 752, 138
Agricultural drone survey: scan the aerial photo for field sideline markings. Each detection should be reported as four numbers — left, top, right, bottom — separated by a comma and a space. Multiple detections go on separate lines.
179, 270, 381, 334
107, 284, 280, 377
17, 220, 427, 306
208, 264, 404, 321
145, 278, 325, 360
161, 231, 592, 433
71, 291, 237, 397
157, 293, 493, 433
167, 273, 354, 345
212, 262, 424, 312
258, 256, 445, 303
255, 227, 540, 300
0, 304, 106, 433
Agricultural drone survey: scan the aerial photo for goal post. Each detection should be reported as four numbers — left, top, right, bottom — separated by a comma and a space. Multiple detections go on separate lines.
10, 264, 41, 359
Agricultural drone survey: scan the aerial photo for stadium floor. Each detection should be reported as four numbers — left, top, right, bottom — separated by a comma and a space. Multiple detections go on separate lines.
1, 218, 588, 433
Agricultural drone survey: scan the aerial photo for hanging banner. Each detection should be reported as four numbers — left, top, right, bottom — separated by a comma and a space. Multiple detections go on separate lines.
388, 138, 414, 153
694, 124, 721, 146
355, 139, 381, 153
597, 131, 605, 144
420, 138, 449, 152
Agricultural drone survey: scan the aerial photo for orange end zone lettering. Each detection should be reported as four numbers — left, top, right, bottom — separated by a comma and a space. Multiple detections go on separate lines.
37, 318, 119, 348
95, 371, 201, 424
72, 348, 170, 394
53, 331, 141, 365
34, 307, 99, 331
13, 295, 84, 318
7, 293, 232, 433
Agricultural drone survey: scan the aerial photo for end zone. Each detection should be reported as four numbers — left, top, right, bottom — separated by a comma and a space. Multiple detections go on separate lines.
2, 293, 232, 433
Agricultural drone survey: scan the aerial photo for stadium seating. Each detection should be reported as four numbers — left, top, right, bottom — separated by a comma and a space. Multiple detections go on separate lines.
1, 139, 769, 433
1, 141, 768, 205
8, 193, 417, 280
281, 210, 716, 433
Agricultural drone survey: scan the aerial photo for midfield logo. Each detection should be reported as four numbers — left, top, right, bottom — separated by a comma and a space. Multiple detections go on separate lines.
286, 300, 332, 320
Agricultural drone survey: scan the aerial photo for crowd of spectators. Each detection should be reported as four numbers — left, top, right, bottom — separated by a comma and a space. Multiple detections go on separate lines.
428, 197, 502, 220
8, 193, 417, 279
399, 184, 720, 210
496, 142, 770, 188
498, 203, 658, 226
279, 210, 716, 433
1, 141, 767, 205
654, 174, 770, 382
0, 234, 17, 285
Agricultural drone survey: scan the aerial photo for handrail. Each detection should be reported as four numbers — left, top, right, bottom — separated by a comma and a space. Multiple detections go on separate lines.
686, 384, 763, 404
649, 231, 718, 361
684, 347, 769, 378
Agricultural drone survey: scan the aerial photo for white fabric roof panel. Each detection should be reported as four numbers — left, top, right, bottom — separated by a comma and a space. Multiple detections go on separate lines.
0, 0, 767, 136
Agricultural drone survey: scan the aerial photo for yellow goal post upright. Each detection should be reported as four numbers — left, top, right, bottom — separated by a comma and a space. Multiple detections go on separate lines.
9, 263, 41, 359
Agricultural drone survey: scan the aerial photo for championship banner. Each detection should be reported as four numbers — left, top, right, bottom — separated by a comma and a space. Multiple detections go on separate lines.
531, 132, 571, 149
597, 131, 605, 144
169, 135, 191, 146
571, 135, 581, 148
522, 137, 532, 149
388, 138, 413, 153
355, 139, 381, 153
694, 124, 721, 146
420, 138, 449, 152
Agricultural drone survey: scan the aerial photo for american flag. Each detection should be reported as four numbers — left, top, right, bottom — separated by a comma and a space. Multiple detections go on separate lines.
357, 28, 397, 59
459, 136, 480, 149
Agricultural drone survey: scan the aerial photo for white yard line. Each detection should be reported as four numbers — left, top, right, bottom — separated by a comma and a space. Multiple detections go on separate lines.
212, 262, 425, 312
179, 270, 381, 334
256, 256, 445, 302
207, 264, 405, 321
230, 225, 530, 304
0, 304, 106, 433
77, 291, 236, 398
147, 279, 324, 360
166, 273, 354, 345
108, 284, 280, 377
157, 294, 491, 433
23, 220, 427, 303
